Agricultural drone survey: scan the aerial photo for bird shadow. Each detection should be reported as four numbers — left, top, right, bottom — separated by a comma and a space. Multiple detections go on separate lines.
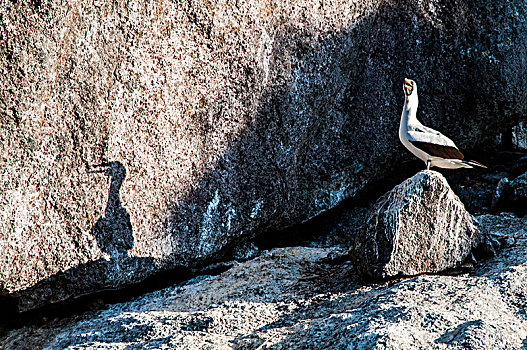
1, 161, 159, 318
89, 161, 134, 259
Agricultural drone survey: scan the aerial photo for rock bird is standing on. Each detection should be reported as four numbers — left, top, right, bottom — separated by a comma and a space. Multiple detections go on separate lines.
399, 78, 487, 170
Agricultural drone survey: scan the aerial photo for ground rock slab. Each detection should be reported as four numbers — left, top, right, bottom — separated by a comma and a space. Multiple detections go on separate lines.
1, 214, 527, 349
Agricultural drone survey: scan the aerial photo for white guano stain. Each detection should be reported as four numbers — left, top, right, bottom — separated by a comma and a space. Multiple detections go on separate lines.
197, 189, 221, 256
250, 199, 263, 219
225, 207, 236, 232
257, 26, 274, 87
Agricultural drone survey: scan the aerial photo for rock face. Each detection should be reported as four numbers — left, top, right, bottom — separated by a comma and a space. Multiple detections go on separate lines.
2, 0, 527, 311
353, 170, 480, 278
1, 214, 527, 349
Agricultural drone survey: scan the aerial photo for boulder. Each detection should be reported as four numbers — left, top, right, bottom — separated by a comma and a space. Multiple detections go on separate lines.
506, 173, 527, 215
493, 171, 527, 216
1, 0, 527, 311
353, 170, 480, 278
1, 214, 527, 349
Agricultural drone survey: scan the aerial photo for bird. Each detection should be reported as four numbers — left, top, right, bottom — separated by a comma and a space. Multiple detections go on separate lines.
399, 78, 487, 170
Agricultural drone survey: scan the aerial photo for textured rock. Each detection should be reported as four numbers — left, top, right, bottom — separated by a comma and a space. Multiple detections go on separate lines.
513, 121, 527, 150
493, 171, 527, 216
2, 214, 527, 349
2, 0, 527, 311
353, 170, 480, 278
506, 173, 527, 214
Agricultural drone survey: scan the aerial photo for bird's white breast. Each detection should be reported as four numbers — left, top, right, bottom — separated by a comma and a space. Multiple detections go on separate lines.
399, 118, 430, 163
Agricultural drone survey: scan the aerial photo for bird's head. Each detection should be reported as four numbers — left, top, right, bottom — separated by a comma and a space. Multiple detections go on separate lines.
403, 78, 416, 97
403, 78, 418, 108
89, 161, 126, 183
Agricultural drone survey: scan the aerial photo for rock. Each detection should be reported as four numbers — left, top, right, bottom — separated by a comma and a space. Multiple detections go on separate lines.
509, 173, 527, 208
2, 214, 527, 349
448, 174, 499, 214
473, 213, 521, 258
353, 170, 480, 279
492, 171, 527, 216
492, 176, 510, 209
232, 242, 259, 261
2, 0, 527, 311
513, 121, 527, 150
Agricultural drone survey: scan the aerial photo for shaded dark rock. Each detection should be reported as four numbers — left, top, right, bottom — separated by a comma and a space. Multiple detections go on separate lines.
510, 156, 527, 176
353, 170, 480, 279
513, 121, 527, 150
492, 177, 511, 210
472, 213, 519, 262
492, 171, 527, 216
449, 175, 496, 214
507, 173, 527, 212
232, 242, 259, 261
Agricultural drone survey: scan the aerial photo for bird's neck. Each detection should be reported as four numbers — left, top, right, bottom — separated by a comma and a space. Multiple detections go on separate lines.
402, 97, 419, 125
105, 177, 124, 218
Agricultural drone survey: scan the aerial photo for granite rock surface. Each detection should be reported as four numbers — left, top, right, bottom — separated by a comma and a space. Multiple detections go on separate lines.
353, 170, 480, 279
493, 171, 527, 216
1, 0, 527, 310
1, 214, 526, 349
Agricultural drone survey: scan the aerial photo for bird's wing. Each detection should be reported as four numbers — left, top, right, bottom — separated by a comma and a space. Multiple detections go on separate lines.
407, 124, 458, 148
409, 140, 465, 159
407, 124, 464, 160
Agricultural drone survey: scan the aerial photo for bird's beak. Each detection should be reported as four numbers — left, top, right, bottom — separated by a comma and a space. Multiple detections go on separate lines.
88, 163, 111, 175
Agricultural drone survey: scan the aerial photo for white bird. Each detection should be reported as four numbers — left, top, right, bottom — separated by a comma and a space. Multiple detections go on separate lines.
399, 78, 487, 170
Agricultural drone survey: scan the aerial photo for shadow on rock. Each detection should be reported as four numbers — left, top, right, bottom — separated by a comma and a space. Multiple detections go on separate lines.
2, 162, 157, 315
155, 0, 525, 272
89, 162, 134, 259
229, 255, 405, 349
4, 0, 527, 320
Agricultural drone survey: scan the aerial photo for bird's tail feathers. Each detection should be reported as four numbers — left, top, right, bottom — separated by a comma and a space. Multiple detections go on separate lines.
462, 159, 488, 169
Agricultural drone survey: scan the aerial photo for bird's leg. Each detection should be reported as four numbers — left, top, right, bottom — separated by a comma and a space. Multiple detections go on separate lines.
426, 160, 431, 170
